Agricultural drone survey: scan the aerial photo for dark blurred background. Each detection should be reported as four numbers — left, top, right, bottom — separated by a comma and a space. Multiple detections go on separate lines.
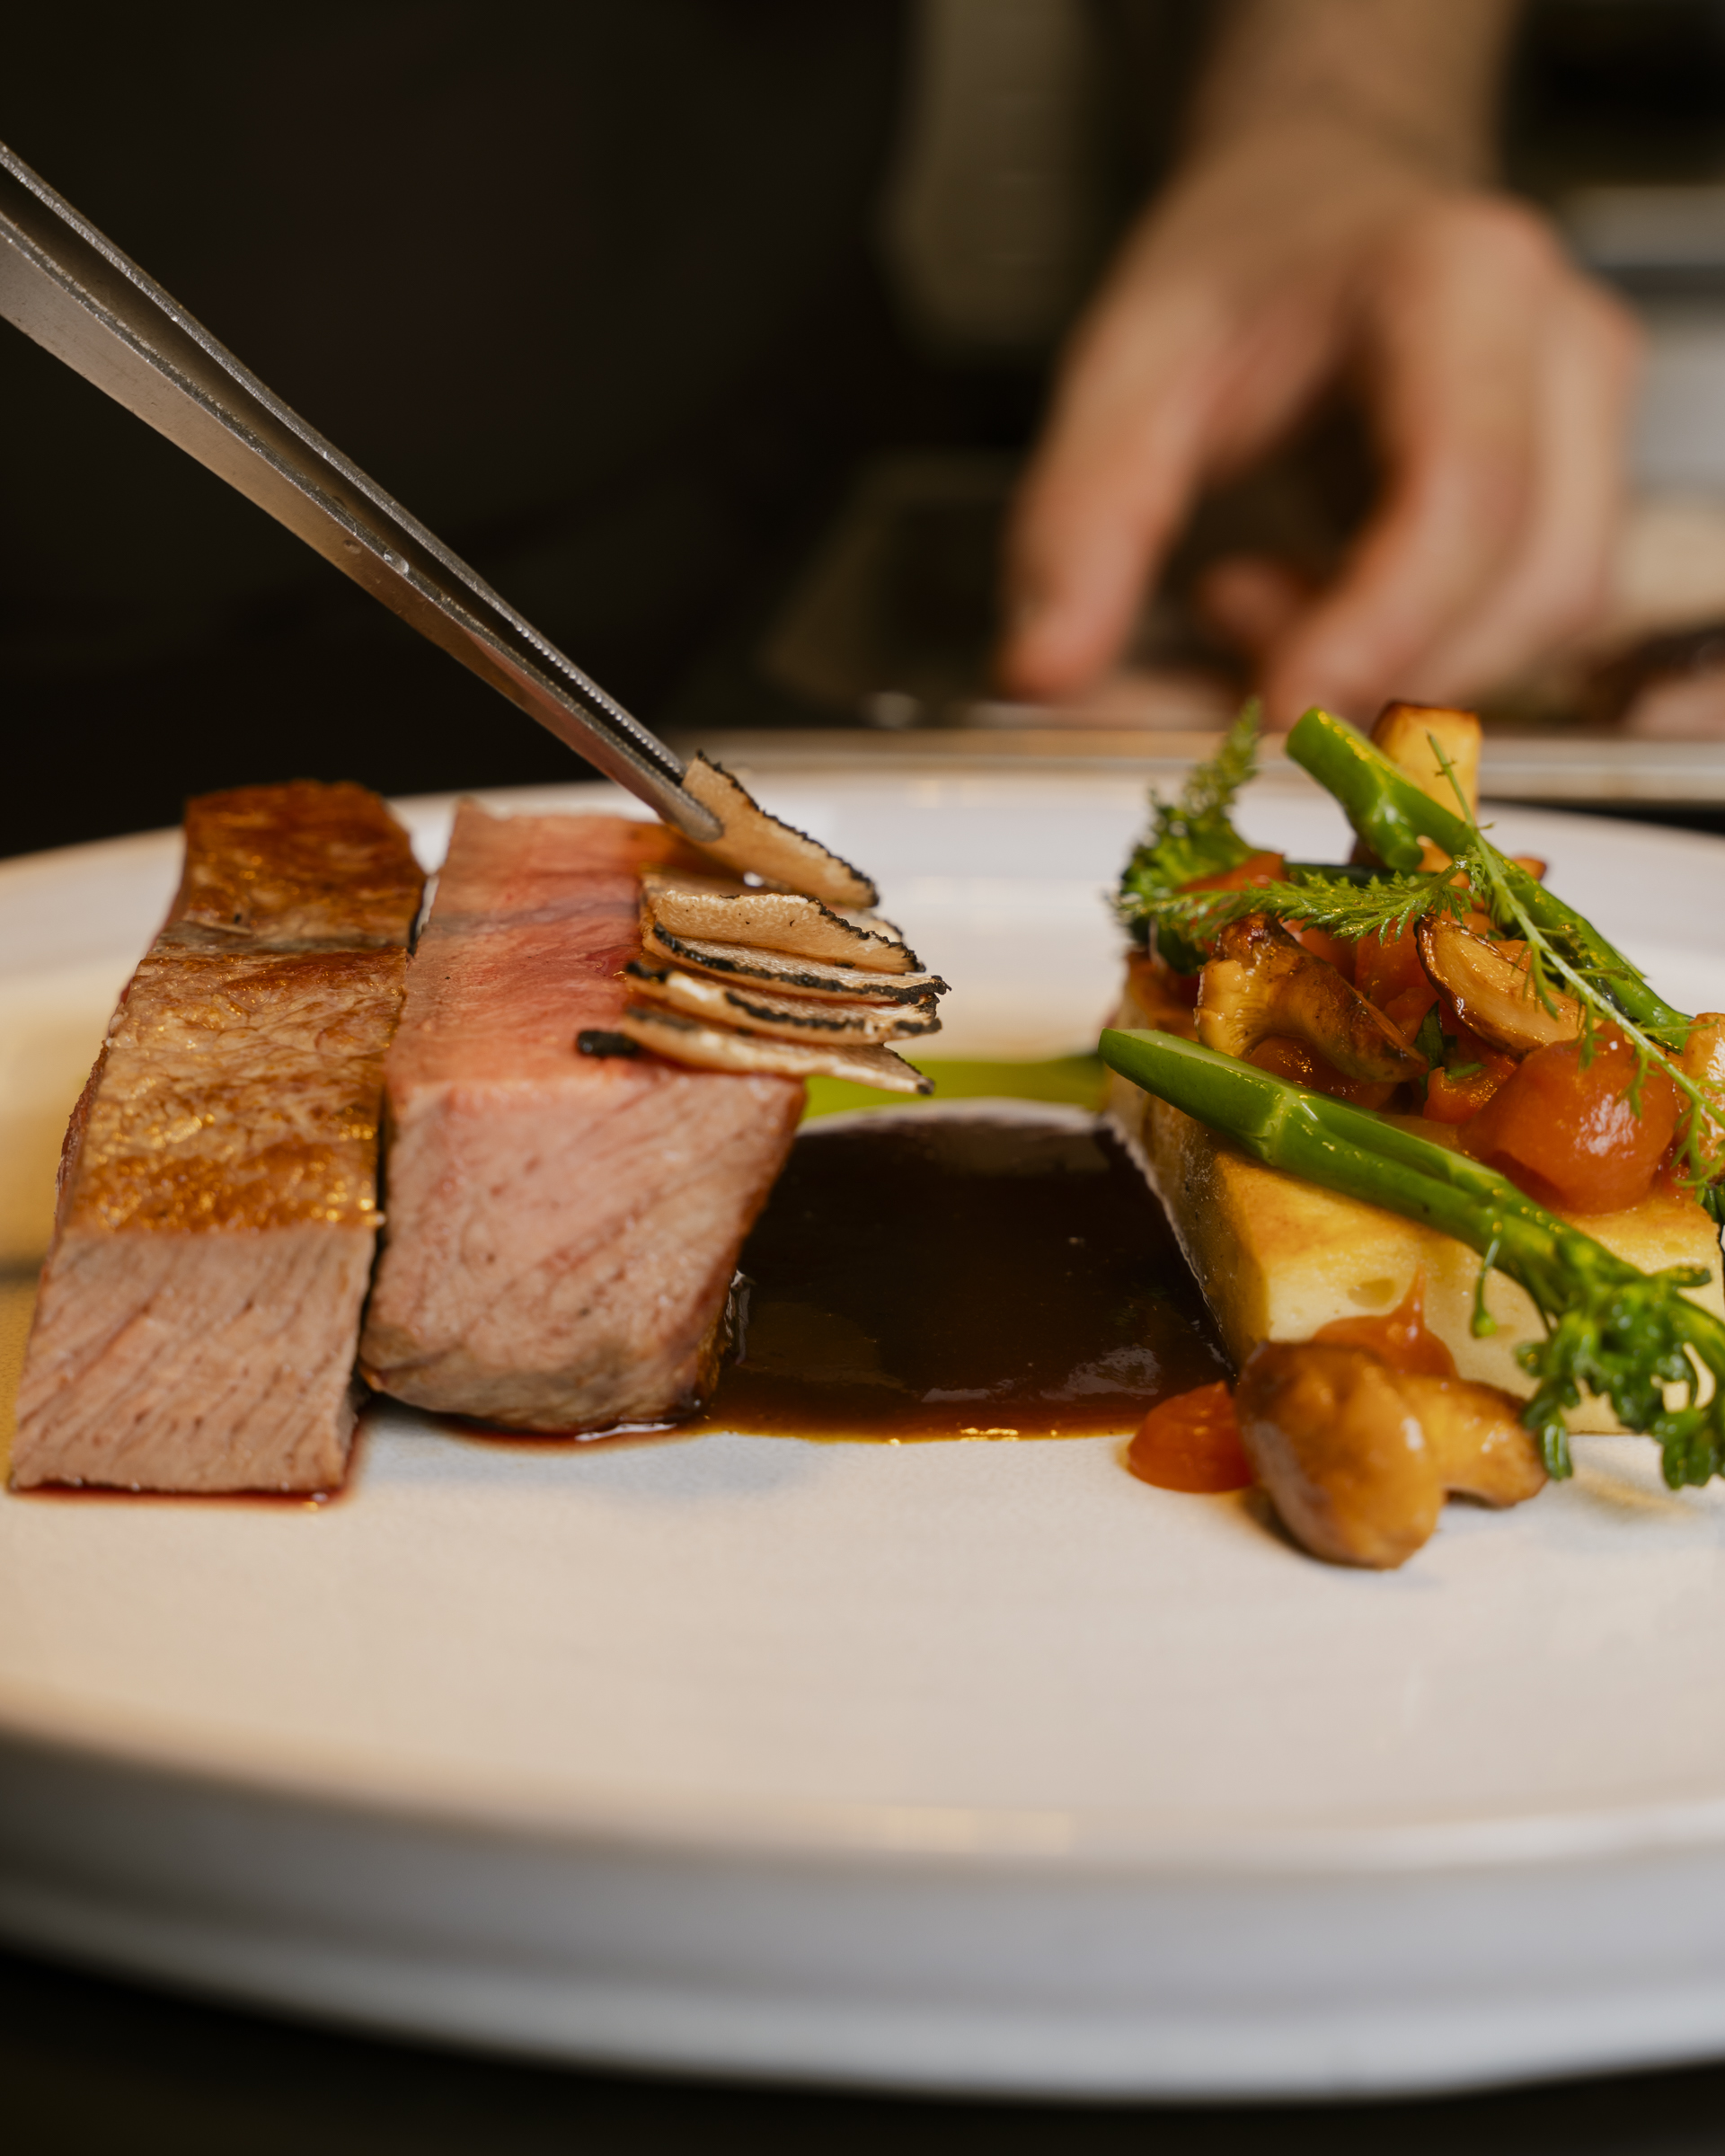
19, 1937, 1725, 2156
13, 2, 1725, 860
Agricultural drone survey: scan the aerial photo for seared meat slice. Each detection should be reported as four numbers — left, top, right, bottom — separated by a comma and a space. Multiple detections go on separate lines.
358, 805, 803, 1432
13, 948, 403, 1491
12, 782, 420, 1494
166, 780, 423, 949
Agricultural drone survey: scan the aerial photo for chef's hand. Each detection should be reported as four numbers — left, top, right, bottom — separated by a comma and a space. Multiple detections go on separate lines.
999, 118, 1640, 725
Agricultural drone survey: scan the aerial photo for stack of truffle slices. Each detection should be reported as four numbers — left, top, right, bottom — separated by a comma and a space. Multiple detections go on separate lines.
610, 755, 950, 1095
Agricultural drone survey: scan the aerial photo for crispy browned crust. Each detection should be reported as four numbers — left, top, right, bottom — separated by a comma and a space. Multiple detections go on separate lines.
56, 782, 421, 1239
166, 781, 424, 950
63, 945, 405, 1236
14, 782, 420, 1492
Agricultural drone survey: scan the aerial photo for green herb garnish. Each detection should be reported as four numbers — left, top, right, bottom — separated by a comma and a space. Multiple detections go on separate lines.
1122, 706, 1725, 1197
1286, 709, 1724, 1197
1116, 702, 1261, 964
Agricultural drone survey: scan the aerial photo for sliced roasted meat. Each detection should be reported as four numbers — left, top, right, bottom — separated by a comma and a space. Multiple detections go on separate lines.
359, 806, 804, 1432
13, 782, 420, 1493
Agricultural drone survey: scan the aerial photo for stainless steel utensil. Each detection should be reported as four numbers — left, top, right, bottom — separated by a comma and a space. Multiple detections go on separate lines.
0, 143, 721, 842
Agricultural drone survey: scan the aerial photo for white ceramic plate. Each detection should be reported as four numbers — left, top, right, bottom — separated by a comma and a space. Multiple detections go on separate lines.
6, 765, 1725, 2100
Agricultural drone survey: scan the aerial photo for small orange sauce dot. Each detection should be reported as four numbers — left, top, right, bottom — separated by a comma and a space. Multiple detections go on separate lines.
1127, 1383, 1253, 1494
1313, 1270, 1454, 1377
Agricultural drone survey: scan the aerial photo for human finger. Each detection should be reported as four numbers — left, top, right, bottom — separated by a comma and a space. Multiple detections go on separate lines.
997, 286, 1229, 702
1193, 553, 1314, 662
1258, 199, 1554, 722
1397, 274, 1641, 695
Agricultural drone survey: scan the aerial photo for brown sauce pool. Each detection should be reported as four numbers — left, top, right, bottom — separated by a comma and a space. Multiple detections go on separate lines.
694, 1112, 1228, 1442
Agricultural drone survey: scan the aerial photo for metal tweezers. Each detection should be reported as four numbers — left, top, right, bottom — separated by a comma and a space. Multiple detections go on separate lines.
0, 143, 721, 842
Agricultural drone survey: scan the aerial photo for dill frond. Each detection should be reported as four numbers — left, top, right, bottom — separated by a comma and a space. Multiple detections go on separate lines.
1144, 863, 1473, 950
1115, 702, 1261, 939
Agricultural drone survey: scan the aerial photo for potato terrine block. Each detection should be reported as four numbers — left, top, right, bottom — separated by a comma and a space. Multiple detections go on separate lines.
12, 783, 422, 1492
1105, 980, 1725, 1433
358, 804, 804, 1433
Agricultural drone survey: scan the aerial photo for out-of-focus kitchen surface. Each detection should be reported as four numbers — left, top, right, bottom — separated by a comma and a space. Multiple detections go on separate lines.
702, 0, 1725, 770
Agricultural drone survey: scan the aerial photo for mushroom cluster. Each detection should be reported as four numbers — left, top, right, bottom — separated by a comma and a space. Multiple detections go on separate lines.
1416, 918, 1581, 1054
1235, 1341, 1547, 1568
1199, 913, 1428, 1089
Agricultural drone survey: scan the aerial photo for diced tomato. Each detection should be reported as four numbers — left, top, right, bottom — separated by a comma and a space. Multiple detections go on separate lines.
1459, 1028, 1682, 1212
1355, 906, 1493, 1018
1354, 923, 1425, 1011
1422, 1024, 1517, 1124
1288, 923, 1357, 982
1382, 980, 1438, 1043
1247, 1035, 1395, 1111
1424, 1059, 1512, 1123
1125, 951, 1201, 1014
1160, 853, 1287, 970
1181, 849, 1285, 896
